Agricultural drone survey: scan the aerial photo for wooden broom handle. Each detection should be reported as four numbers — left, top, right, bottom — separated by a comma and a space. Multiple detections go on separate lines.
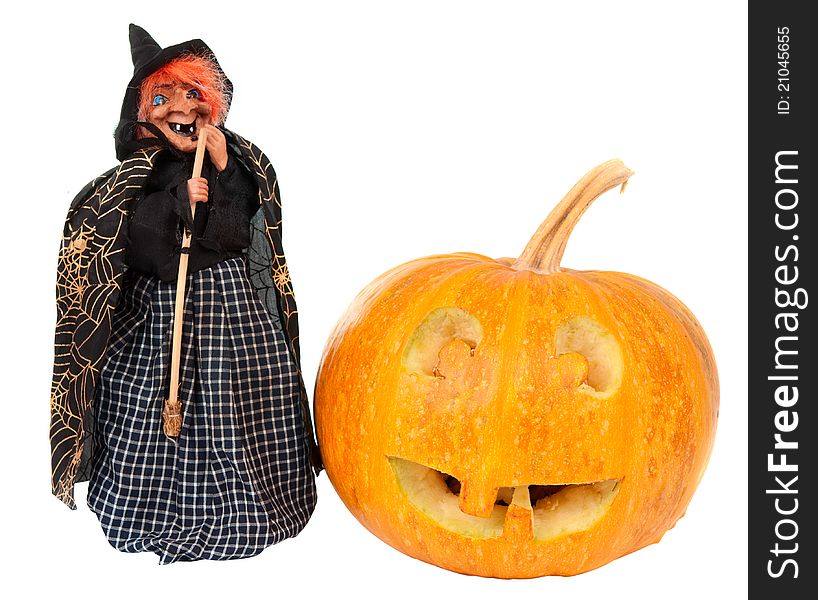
164, 129, 209, 437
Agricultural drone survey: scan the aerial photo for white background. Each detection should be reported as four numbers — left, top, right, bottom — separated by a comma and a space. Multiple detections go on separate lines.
1, 1, 747, 598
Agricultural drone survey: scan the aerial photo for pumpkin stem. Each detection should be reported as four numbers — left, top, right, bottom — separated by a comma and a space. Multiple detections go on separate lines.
513, 159, 634, 273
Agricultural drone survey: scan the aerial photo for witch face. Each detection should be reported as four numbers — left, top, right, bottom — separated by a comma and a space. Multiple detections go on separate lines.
146, 81, 213, 153
117, 25, 232, 161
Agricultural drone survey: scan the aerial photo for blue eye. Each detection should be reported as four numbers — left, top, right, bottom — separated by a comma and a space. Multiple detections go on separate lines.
186, 88, 201, 99
152, 95, 168, 106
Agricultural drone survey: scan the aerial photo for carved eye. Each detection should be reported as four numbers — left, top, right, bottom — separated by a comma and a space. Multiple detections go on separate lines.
152, 94, 168, 106
186, 88, 201, 100
402, 307, 483, 378
555, 317, 623, 397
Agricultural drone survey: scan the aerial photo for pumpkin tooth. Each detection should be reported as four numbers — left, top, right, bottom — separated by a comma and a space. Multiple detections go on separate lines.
388, 457, 506, 539
503, 486, 534, 542
458, 481, 498, 519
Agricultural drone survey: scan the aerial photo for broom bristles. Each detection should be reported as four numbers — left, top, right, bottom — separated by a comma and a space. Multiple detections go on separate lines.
163, 400, 182, 437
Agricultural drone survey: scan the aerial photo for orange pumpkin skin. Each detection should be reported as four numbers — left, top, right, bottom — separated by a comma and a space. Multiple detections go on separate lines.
314, 162, 718, 578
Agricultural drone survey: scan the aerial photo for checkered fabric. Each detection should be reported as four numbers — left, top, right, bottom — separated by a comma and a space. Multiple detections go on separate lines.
87, 256, 316, 564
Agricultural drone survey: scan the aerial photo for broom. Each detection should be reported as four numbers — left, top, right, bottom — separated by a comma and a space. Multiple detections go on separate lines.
163, 129, 208, 437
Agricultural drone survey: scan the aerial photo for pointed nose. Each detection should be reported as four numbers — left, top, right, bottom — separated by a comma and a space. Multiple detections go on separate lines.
168, 89, 197, 116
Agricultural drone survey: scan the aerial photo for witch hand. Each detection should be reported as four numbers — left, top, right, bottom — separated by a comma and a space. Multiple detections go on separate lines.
187, 177, 209, 208
203, 124, 228, 172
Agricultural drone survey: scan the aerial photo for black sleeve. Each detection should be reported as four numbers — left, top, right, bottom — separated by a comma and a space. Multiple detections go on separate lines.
213, 154, 260, 218
196, 154, 259, 253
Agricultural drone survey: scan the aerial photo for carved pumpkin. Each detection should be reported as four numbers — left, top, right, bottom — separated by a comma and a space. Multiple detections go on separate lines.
314, 160, 718, 578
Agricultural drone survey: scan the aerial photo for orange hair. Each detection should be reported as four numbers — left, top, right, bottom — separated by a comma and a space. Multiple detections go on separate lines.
137, 53, 229, 126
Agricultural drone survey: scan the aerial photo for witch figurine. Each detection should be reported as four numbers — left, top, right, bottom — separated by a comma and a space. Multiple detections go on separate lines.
50, 25, 319, 563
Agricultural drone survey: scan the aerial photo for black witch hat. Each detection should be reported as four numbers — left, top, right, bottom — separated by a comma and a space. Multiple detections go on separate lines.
114, 24, 233, 160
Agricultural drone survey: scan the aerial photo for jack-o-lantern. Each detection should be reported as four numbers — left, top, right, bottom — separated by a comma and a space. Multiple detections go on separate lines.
314, 160, 718, 578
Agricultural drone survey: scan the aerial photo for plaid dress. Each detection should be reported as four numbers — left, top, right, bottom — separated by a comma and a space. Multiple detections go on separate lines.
87, 256, 316, 564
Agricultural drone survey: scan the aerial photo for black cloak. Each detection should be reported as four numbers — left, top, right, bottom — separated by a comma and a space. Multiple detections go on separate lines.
50, 25, 321, 508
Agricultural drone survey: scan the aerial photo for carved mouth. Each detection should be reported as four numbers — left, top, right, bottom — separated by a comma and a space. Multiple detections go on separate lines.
168, 120, 196, 137
389, 457, 620, 540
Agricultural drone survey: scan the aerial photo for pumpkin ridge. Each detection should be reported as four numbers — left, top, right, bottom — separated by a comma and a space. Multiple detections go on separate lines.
402, 263, 523, 521
599, 272, 719, 406
378, 261, 510, 547
318, 260, 496, 525
591, 272, 719, 488
572, 272, 716, 548
494, 269, 535, 485
459, 268, 532, 518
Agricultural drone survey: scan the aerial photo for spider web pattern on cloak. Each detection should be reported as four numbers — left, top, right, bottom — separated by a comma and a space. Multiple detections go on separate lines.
51, 149, 160, 508
234, 135, 301, 360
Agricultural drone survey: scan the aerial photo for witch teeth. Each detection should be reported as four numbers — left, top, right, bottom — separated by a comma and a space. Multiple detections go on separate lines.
169, 121, 195, 136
